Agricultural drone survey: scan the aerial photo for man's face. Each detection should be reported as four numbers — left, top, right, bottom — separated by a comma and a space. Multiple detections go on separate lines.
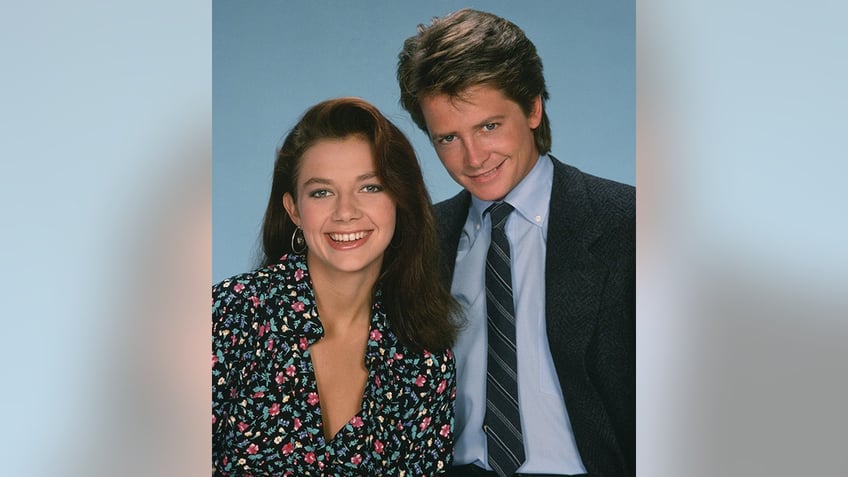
419, 85, 542, 202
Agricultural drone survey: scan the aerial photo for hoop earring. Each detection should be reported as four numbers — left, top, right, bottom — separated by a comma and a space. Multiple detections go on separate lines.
291, 226, 307, 254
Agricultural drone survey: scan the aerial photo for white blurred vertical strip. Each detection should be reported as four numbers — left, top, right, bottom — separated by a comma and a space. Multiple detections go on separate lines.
639, 1, 848, 475
0, 1, 210, 476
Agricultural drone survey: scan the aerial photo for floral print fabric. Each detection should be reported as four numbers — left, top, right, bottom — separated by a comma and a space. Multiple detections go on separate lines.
212, 254, 455, 476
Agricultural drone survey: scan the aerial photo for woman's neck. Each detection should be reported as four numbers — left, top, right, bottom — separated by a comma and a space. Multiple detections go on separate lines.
307, 258, 378, 331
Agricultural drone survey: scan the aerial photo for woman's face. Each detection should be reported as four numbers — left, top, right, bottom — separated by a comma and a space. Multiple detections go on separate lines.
283, 135, 396, 282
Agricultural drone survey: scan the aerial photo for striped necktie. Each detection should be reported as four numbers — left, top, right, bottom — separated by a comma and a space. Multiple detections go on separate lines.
484, 202, 525, 477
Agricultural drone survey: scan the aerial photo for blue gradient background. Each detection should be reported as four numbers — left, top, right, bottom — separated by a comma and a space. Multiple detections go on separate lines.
212, 1, 635, 282
2, 1, 847, 476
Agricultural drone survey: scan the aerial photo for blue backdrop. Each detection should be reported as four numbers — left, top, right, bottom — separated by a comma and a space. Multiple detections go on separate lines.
213, 0, 635, 281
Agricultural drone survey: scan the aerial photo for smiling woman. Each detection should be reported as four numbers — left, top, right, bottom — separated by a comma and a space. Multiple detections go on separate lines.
212, 97, 460, 476
283, 136, 397, 281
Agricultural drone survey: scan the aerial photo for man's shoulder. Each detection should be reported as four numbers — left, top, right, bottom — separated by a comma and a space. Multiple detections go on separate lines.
433, 189, 470, 211
550, 156, 634, 223
433, 190, 471, 223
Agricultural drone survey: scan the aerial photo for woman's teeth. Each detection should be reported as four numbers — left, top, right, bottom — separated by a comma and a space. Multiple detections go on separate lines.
329, 231, 367, 242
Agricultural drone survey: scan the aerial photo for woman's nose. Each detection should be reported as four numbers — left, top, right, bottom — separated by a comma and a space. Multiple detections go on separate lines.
332, 193, 361, 221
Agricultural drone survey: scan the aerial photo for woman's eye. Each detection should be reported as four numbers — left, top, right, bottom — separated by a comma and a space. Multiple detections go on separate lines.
309, 189, 331, 198
361, 184, 384, 193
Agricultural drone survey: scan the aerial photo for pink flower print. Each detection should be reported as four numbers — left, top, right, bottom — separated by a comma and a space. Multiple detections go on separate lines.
423, 350, 432, 358
369, 329, 382, 341
266, 338, 275, 350
258, 324, 266, 337
286, 364, 297, 377
350, 416, 364, 428
415, 375, 427, 387
268, 403, 280, 416
211, 414, 216, 425
246, 443, 259, 455
419, 416, 431, 431
351, 454, 362, 465
393, 352, 404, 360
299, 337, 309, 350
374, 439, 384, 454
251, 390, 265, 399
307, 392, 319, 406
294, 268, 305, 281
275, 372, 286, 385
237, 421, 249, 432
233, 283, 245, 293
248, 296, 260, 308
293, 417, 302, 430
437, 379, 447, 394
304, 452, 316, 464
281, 442, 294, 455
440, 424, 450, 437
212, 353, 218, 366
374, 375, 381, 387
292, 301, 305, 312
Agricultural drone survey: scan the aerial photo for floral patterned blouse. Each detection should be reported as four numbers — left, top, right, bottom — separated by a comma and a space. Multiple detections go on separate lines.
212, 254, 456, 476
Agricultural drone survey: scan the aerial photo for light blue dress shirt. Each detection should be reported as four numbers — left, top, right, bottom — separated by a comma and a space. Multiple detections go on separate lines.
451, 156, 587, 474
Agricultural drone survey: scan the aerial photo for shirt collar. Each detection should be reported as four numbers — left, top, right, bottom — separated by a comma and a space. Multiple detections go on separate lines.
281, 254, 325, 344
469, 154, 553, 231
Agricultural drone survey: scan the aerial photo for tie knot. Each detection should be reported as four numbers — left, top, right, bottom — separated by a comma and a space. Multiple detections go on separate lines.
487, 202, 514, 231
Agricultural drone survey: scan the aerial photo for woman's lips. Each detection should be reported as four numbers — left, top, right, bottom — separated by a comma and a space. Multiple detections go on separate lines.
326, 230, 372, 249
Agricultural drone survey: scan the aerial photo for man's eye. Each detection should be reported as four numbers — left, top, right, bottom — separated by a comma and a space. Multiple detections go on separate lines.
483, 123, 498, 131
437, 134, 456, 145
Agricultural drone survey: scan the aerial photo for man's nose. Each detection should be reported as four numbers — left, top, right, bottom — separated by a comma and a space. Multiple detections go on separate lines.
464, 136, 487, 167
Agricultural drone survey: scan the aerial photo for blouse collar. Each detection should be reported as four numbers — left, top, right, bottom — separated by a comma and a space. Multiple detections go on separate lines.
279, 254, 396, 360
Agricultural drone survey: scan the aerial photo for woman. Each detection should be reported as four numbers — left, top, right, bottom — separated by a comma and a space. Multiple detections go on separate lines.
212, 97, 459, 476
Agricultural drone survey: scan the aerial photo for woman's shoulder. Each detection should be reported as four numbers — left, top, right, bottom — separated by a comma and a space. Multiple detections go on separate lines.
213, 255, 307, 299
212, 255, 317, 342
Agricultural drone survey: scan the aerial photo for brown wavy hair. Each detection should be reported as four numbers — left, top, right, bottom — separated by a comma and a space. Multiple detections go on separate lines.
259, 97, 458, 352
397, 8, 551, 154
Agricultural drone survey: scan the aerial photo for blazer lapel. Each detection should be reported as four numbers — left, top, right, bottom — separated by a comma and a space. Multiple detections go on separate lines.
545, 158, 609, 381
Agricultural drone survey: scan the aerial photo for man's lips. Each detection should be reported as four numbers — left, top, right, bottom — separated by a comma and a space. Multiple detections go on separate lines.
467, 158, 507, 183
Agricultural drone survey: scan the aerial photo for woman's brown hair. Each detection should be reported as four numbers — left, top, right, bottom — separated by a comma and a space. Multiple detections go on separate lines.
259, 97, 458, 352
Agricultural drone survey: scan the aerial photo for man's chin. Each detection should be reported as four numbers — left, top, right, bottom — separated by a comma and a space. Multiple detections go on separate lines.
464, 184, 508, 202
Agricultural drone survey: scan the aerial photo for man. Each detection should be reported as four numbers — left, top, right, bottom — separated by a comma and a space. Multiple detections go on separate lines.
397, 9, 634, 477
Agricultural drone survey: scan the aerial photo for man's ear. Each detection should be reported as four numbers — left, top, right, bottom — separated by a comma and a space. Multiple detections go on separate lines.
528, 95, 543, 129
